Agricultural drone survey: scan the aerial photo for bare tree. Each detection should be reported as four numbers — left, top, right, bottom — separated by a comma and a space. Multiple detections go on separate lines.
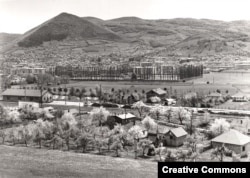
174, 107, 191, 125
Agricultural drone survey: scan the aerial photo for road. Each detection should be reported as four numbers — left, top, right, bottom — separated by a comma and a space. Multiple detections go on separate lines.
0, 145, 157, 178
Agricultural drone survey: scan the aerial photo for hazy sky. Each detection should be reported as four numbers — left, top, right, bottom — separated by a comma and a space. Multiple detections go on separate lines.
1, 0, 250, 33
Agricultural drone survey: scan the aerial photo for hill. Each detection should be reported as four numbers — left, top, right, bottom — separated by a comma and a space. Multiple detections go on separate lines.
81, 16, 105, 25
2, 13, 250, 62
100, 17, 250, 56
0, 33, 21, 50
17, 13, 122, 47
0, 145, 156, 178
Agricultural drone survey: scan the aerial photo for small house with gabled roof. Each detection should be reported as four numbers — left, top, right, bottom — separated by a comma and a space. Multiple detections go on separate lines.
146, 88, 167, 100
147, 125, 188, 147
113, 113, 139, 125
211, 129, 250, 155
164, 127, 188, 147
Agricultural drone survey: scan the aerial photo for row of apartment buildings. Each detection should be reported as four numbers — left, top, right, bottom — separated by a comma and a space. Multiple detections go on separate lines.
53, 61, 203, 81
3, 65, 46, 76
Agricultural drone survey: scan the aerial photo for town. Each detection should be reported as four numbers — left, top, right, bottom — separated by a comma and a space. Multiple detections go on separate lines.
1, 1, 250, 177
1, 55, 250, 163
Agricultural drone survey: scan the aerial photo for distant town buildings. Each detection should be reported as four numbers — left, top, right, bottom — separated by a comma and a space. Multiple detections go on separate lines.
53, 60, 203, 82
10, 67, 46, 76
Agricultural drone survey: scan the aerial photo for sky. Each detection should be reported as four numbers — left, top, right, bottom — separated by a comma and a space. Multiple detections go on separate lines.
1, 0, 250, 33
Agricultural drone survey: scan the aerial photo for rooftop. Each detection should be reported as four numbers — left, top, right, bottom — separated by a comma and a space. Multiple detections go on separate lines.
1, 89, 49, 97
147, 88, 166, 95
148, 124, 170, 135
207, 92, 222, 97
232, 92, 250, 98
116, 113, 136, 119
169, 127, 188, 137
211, 129, 250, 146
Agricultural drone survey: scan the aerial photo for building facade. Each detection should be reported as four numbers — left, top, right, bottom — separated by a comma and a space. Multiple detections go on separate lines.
1, 89, 53, 103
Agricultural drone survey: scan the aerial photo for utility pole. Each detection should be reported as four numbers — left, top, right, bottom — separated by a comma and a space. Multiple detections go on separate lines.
37, 81, 43, 108
40, 85, 43, 108
156, 110, 160, 146
24, 83, 27, 101
190, 110, 193, 135
64, 79, 67, 105
99, 84, 102, 103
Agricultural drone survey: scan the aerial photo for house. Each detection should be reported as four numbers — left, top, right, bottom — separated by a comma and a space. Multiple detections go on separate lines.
211, 129, 250, 156
148, 124, 170, 143
164, 98, 176, 106
113, 113, 139, 125
206, 92, 223, 100
148, 125, 188, 147
1, 88, 53, 103
164, 127, 188, 147
231, 118, 250, 135
146, 88, 167, 100
10, 67, 46, 76
231, 92, 249, 102
205, 92, 224, 104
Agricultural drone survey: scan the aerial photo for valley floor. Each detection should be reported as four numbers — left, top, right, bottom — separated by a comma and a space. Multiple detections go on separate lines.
0, 145, 157, 178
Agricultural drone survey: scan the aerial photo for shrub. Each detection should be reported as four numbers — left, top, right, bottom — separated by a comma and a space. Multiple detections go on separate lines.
105, 116, 116, 129
198, 119, 210, 128
102, 103, 119, 108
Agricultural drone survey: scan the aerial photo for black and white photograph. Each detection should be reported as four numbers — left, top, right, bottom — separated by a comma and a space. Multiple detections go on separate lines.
1, 0, 250, 178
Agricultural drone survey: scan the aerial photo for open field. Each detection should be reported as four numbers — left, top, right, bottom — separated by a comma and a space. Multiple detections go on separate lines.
0, 145, 157, 178
64, 81, 237, 97
214, 100, 250, 110
191, 71, 250, 85
60, 71, 250, 97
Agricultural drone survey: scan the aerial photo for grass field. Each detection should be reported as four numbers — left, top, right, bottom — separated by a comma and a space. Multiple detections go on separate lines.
0, 145, 157, 178
60, 71, 250, 98
191, 71, 250, 85
64, 80, 237, 97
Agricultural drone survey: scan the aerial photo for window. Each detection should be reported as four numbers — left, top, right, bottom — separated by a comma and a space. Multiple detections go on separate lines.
170, 135, 173, 140
242, 146, 245, 151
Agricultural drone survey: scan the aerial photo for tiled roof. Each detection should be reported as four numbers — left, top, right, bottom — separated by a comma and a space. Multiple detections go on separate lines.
169, 127, 188, 137
212, 129, 250, 145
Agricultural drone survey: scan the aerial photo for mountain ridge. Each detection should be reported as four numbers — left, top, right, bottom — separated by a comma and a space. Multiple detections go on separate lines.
2, 12, 250, 59
16, 12, 122, 47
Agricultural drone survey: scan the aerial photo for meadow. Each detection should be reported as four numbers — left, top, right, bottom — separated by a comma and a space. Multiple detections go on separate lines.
0, 145, 157, 178
62, 71, 250, 97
